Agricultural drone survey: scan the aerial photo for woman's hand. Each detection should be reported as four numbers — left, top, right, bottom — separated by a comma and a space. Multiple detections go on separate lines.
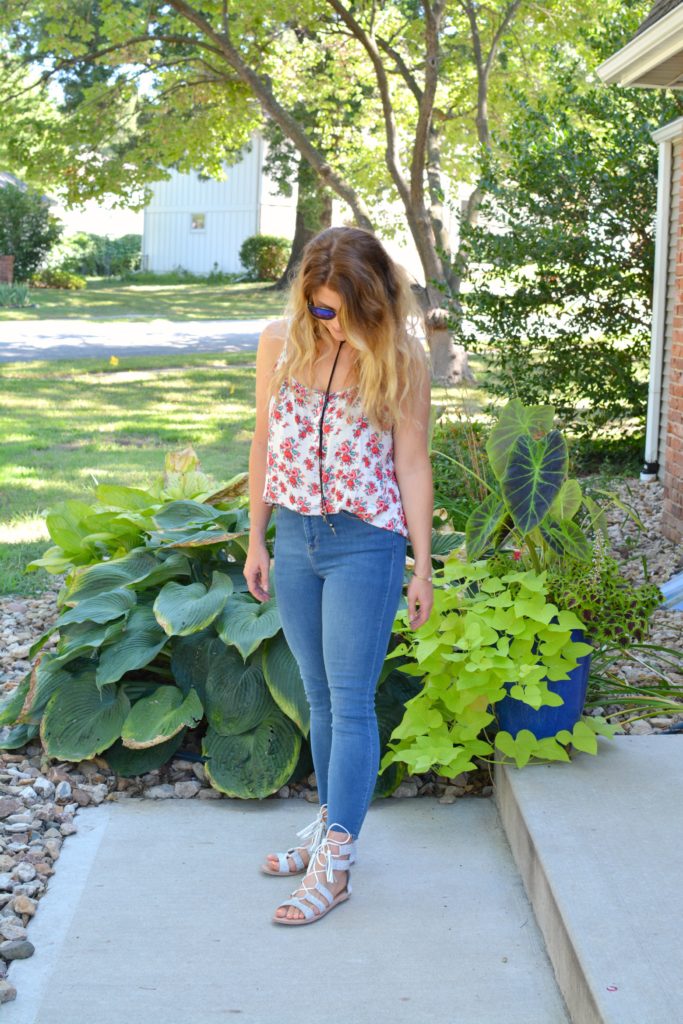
243, 540, 271, 602
407, 575, 433, 630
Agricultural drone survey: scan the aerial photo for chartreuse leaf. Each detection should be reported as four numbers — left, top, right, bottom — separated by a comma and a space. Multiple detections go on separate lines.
154, 570, 232, 636
121, 686, 203, 749
570, 720, 598, 754
216, 593, 281, 660
502, 430, 567, 533
45, 499, 97, 554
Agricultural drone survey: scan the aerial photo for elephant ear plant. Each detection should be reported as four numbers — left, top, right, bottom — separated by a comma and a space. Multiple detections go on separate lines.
0, 448, 418, 799
380, 399, 663, 774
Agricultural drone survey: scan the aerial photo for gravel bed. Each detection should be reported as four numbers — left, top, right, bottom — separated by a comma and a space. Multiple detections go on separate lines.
0, 473, 680, 1002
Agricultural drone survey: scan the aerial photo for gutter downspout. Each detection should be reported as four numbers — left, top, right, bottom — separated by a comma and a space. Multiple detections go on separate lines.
641, 129, 672, 482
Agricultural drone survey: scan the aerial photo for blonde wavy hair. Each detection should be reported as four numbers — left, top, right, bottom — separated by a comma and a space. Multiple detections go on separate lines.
269, 226, 429, 432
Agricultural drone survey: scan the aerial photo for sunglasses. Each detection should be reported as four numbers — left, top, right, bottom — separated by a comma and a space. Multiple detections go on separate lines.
307, 301, 338, 321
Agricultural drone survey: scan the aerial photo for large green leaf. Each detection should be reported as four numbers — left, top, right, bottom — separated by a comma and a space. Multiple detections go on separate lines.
539, 518, 592, 560
430, 529, 466, 560
202, 713, 301, 798
0, 676, 30, 727
154, 571, 233, 636
66, 551, 163, 601
465, 491, 507, 560
502, 431, 567, 535
121, 686, 203, 749
262, 631, 309, 735
94, 483, 158, 510
0, 723, 40, 750
153, 500, 223, 530
58, 587, 137, 626
548, 478, 583, 522
216, 593, 281, 659
96, 605, 168, 686
101, 729, 187, 777
41, 673, 131, 760
45, 499, 97, 553
170, 628, 215, 701
204, 641, 276, 735
486, 399, 556, 481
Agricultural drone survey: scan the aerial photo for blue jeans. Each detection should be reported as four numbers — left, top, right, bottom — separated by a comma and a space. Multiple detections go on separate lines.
272, 505, 407, 840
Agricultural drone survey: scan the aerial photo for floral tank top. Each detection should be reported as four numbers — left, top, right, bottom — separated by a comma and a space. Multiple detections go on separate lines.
263, 340, 408, 537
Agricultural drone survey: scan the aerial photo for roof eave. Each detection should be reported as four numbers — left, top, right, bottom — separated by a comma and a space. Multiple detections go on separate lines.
596, 4, 683, 87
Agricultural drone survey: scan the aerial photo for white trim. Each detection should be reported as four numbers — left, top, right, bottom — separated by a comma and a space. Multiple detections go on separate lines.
596, 5, 683, 86
652, 115, 683, 143
254, 133, 264, 235
641, 132, 674, 480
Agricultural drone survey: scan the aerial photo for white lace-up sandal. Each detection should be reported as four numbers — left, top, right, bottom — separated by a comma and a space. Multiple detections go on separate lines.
261, 803, 334, 876
272, 825, 355, 926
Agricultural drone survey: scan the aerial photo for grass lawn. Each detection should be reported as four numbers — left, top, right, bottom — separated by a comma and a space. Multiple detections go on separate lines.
0, 280, 290, 322
0, 349, 493, 596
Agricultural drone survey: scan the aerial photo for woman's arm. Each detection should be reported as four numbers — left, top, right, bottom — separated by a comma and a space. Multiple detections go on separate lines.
393, 351, 434, 630
244, 319, 286, 601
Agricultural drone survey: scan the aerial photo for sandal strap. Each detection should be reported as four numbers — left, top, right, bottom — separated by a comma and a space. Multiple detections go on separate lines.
277, 898, 316, 921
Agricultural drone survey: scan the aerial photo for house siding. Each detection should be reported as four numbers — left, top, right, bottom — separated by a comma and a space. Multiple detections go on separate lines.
141, 137, 297, 274
662, 127, 683, 542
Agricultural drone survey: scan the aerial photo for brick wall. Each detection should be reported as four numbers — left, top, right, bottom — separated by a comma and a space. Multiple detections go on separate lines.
661, 157, 683, 544
0, 255, 14, 284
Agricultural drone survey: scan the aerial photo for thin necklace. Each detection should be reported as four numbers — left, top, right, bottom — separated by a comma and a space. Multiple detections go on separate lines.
319, 340, 346, 532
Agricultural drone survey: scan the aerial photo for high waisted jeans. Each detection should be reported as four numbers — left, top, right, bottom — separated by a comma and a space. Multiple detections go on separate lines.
272, 505, 407, 840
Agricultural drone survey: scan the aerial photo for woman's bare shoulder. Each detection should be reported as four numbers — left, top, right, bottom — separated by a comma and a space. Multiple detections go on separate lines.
257, 318, 289, 367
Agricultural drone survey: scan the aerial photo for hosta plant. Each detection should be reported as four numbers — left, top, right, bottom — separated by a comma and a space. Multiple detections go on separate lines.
0, 449, 420, 799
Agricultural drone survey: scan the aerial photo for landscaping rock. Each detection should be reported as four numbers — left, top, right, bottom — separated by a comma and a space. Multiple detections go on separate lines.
0, 938, 35, 960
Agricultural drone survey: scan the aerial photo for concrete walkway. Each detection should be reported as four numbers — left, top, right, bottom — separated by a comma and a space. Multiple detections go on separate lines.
3, 797, 569, 1024
0, 319, 270, 362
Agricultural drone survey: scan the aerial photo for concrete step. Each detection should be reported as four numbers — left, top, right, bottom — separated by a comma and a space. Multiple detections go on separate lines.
4, 796, 569, 1024
496, 734, 683, 1024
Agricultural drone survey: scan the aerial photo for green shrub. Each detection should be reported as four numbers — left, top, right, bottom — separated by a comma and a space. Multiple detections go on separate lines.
0, 447, 418, 799
30, 268, 87, 290
0, 182, 62, 280
239, 234, 290, 281
0, 283, 32, 308
46, 232, 142, 277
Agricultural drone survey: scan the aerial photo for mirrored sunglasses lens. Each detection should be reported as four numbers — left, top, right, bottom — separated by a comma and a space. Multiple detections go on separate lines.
307, 303, 336, 320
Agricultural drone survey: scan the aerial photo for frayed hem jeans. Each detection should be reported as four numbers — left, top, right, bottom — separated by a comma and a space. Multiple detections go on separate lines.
272, 505, 407, 840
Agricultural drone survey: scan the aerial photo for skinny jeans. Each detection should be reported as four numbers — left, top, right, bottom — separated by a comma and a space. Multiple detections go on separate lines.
272, 505, 407, 840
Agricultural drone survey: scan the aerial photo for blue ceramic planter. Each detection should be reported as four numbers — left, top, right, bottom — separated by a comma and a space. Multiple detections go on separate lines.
495, 627, 593, 740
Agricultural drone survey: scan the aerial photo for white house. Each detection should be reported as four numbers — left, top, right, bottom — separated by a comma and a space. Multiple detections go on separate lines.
141, 135, 298, 275
141, 133, 467, 283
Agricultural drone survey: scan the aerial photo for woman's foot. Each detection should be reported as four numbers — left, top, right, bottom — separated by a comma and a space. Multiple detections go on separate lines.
262, 803, 327, 875
273, 828, 353, 923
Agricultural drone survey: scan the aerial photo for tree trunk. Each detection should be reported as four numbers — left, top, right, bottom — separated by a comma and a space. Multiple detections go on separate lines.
276, 160, 332, 290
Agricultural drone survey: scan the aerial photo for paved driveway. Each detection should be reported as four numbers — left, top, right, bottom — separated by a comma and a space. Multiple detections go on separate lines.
0, 319, 272, 362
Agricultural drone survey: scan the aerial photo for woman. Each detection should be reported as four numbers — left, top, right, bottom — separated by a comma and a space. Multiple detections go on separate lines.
244, 226, 434, 926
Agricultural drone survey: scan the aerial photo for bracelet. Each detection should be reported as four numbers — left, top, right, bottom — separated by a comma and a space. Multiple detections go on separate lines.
412, 571, 433, 583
